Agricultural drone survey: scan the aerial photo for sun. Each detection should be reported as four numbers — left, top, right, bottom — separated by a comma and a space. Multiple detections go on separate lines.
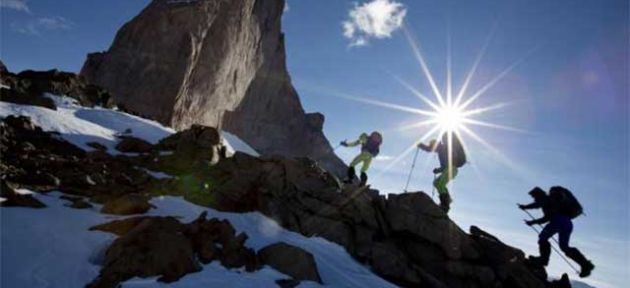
434, 103, 465, 133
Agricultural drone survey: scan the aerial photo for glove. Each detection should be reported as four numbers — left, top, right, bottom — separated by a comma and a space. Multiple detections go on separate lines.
525, 220, 535, 226
340, 141, 348, 147
518, 204, 526, 210
432, 168, 443, 174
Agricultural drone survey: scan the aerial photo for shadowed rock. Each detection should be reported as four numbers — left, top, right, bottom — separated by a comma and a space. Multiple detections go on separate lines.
258, 242, 322, 283
80, 0, 345, 175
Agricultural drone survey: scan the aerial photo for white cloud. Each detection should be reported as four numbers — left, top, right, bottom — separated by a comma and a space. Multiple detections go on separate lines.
12, 16, 73, 35
283, 1, 289, 13
342, 0, 407, 47
0, 0, 29, 12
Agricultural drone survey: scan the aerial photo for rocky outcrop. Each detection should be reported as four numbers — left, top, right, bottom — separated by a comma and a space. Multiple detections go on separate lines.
0, 66, 114, 109
258, 242, 322, 283
100, 194, 154, 215
0, 179, 46, 208
88, 212, 260, 288
79, 0, 345, 175
204, 152, 561, 288
0, 115, 160, 204
0, 114, 570, 287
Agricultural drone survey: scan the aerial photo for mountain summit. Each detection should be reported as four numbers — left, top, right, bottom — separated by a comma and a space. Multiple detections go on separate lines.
80, 0, 345, 174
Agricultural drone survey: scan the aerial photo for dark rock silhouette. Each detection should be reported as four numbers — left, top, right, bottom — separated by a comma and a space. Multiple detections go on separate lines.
258, 242, 322, 283
79, 0, 345, 175
205, 152, 557, 287
0, 66, 114, 109
0, 113, 573, 288
88, 212, 261, 288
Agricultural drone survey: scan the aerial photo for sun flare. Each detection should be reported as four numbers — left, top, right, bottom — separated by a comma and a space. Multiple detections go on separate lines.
434, 103, 465, 133
332, 24, 534, 183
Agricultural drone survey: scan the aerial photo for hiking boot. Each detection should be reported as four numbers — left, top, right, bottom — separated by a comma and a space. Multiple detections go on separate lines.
439, 194, 451, 213
359, 172, 368, 186
579, 261, 594, 278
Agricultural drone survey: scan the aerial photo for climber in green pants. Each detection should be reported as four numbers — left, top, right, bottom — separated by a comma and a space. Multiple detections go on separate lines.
340, 131, 383, 186
417, 132, 467, 213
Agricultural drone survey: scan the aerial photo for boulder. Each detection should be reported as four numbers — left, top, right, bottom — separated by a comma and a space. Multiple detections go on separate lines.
0, 180, 46, 208
60, 195, 93, 209
385, 192, 479, 260
115, 136, 153, 153
89, 214, 261, 287
101, 194, 153, 215
87, 217, 200, 287
258, 242, 322, 283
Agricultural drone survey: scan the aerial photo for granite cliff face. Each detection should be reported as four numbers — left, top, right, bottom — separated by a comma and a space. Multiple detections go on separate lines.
80, 0, 345, 174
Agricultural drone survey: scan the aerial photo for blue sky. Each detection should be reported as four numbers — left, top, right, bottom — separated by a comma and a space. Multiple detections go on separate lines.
1, 0, 628, 287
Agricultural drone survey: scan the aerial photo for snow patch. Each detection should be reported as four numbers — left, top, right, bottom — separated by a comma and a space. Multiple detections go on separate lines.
0, 94, 261, 157
222, 131, 259, 157
1, 193, 395, 287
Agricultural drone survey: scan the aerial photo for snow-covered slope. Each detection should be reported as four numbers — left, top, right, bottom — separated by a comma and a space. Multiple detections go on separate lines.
2, 192, 394, 287
0, 97, 393, 287
0, 94, 258, 157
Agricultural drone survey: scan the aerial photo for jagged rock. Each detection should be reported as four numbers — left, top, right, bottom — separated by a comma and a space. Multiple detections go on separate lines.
154, 124, 223, 170
60, 195, 93, 209
0, 87, 57, 110
0, 180, 46, 208
89, 213, 261, 287
87, 217, 200, 288
115, 136, 153, 153
0, 68, 114, 108
90, 216, 154, 236
101, 194, 153, 215
80, 0, 345, 175
258, 242, 322, 283
203, 153, 558, 288
385, 192, 480, 260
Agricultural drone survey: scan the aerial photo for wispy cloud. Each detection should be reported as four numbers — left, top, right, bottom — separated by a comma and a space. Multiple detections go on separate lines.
283, 1, 289, 13
0, 0, 29, 12
12, 16, 73, 35
342, 0, 407, 47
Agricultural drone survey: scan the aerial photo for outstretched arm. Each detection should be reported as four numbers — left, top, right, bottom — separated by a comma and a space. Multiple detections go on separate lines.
343, 133, 367, 147
518, 202, 541, 210
526, 215, 550, 226
418, 140, 438, 152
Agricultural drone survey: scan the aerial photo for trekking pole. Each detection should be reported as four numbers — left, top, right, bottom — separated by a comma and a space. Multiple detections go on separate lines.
431, 174, 437, 199
522, 209, 581, 274
403, 147, 420, 193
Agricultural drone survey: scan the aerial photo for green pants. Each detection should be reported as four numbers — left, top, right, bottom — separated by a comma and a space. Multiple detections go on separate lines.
433, 167, 458, 195
349, 152, 373, 173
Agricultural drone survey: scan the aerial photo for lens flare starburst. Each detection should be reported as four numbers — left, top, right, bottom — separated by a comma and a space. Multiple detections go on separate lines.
332, 23, 535, 186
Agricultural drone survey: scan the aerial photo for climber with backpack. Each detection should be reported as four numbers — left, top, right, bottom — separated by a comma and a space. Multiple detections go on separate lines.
518, 186, 595, 278
340, 131, 383, 186
416, 131, 466, 213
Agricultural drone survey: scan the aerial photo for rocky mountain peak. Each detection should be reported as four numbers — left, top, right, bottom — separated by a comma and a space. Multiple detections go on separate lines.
80, 0, 345, 174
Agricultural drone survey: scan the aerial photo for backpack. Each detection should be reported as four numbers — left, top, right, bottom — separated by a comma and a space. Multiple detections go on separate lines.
450, 133, 467, 168
549, 186, 583, 219
362, 134, 381, 156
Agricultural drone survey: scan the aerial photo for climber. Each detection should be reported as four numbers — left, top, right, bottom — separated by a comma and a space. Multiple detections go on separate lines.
340, 131, 383, 186
416, 131, 466, 213
518, 186, 595, 278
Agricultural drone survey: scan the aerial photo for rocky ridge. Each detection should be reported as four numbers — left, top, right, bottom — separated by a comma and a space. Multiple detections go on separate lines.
0, 110, 571, 287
